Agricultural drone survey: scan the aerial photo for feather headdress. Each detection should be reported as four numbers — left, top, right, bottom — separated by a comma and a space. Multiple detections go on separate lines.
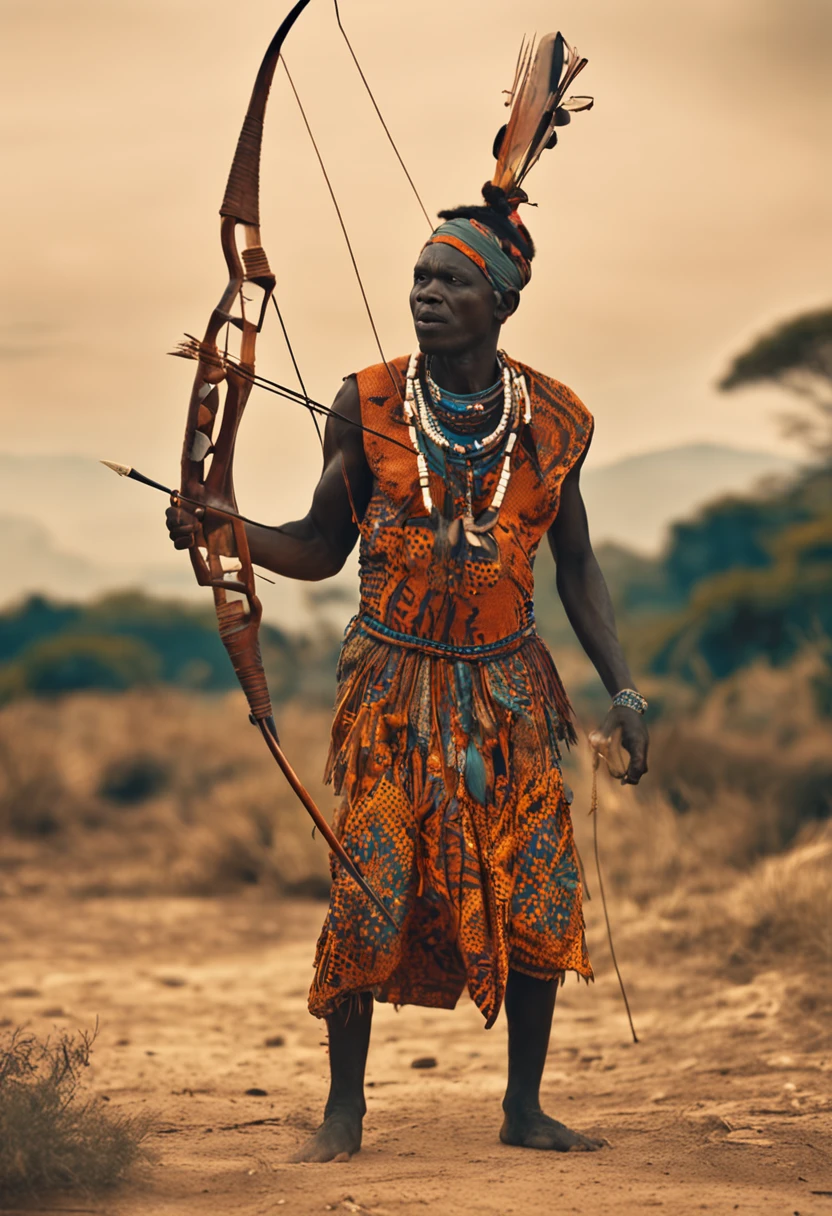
490, 32, 592, 204
429, 32, 592, 291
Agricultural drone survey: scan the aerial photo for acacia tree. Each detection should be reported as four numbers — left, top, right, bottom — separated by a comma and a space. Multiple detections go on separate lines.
719, 307, 832, 457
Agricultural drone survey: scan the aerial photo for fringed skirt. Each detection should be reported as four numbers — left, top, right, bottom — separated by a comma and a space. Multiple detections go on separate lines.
308, 616, 592, 1028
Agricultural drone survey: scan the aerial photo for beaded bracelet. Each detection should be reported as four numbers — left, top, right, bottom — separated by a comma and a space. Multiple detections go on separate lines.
612, 688, 648, 715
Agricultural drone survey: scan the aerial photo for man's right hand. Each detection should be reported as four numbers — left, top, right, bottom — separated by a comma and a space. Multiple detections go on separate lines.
165, 504, 202, 550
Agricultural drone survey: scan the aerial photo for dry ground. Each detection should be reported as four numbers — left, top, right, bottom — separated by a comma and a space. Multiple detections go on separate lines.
2, 893, 831, 1216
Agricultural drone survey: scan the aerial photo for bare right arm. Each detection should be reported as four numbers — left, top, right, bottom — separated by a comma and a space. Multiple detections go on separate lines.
165, 376, 374, 581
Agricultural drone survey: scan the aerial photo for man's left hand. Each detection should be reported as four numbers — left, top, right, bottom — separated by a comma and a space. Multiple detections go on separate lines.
595, 706, 649, 785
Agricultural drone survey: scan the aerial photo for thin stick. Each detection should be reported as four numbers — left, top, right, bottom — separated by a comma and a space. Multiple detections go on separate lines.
590, 759, 639, 1043
172, 341, 413, 453
225, 360, 412, 452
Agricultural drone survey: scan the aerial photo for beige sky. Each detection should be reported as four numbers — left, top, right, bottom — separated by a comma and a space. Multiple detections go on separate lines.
1, 0, 830, 533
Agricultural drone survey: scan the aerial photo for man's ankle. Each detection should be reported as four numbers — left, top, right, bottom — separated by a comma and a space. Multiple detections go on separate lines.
324, 1096, 366, 1120
502, 1094, 542, 1117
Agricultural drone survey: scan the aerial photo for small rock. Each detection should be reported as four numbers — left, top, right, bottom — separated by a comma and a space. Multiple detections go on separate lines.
8, 987, 40, 999
410, 1056, 437, 1070
245, 1087, 268, 1097
42, 1007, 66, 1018
158, 976, 187, 988
264, 1035, 285, 1048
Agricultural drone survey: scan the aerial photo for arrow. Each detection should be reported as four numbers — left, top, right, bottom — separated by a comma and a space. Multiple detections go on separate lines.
101, 460, 267, 530
101, 461, 275, 583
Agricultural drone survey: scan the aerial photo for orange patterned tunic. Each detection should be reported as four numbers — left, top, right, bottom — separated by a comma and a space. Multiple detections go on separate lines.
309, 354, 594, 1028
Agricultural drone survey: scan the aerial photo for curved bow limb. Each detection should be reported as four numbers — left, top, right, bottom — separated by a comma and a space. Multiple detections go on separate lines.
176, 0, 397, 929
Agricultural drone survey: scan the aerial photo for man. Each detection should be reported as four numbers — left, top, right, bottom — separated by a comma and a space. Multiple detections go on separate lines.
167, 76, 648, 1161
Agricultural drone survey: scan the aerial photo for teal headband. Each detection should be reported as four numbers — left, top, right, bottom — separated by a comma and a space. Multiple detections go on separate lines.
426, 218, 527, 293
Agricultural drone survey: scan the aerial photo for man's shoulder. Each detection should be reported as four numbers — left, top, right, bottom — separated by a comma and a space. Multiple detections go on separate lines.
352, 356, 409, 396
509, 357, 593, 430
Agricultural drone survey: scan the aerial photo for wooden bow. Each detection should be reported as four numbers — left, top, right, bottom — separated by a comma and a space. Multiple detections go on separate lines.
171, 0, 396, 927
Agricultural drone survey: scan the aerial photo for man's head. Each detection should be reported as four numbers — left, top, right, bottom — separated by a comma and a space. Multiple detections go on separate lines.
409, 188, 535, 356
410, 242, 519, 356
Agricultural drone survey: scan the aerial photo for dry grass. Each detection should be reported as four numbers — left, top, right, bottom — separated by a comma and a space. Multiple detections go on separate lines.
730, 830, 832, 966
0, 1026, 152, 1204
565, 652, 832, 974
0, 654, 830, 977
0, 689, 333, 898
574, 757, 832, 976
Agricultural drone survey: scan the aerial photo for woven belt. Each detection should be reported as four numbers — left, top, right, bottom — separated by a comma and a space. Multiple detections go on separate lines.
353, 613, 536, 662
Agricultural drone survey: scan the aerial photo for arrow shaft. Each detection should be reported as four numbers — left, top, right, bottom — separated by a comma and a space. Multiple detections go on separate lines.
125, 468, 266, 530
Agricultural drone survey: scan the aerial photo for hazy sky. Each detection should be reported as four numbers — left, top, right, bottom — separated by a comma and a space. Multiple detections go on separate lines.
1, 0, 830, 533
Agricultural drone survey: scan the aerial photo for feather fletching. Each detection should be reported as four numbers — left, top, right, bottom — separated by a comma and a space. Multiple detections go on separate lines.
492, 32, 592, 199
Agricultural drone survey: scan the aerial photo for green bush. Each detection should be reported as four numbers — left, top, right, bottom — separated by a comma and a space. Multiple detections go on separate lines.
0, 591, 306, 703
2, 634, 160, 698
645, 512, 832, 685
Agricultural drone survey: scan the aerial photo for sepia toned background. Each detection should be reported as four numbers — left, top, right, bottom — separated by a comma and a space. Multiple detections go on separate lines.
0, 2, 831, 1212
1, 0, 831, 602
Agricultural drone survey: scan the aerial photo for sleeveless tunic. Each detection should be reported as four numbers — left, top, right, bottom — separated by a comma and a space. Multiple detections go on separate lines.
309, 355, 594, 1027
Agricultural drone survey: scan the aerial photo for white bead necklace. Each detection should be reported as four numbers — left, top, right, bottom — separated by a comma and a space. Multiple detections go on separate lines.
403, 350, 532, 519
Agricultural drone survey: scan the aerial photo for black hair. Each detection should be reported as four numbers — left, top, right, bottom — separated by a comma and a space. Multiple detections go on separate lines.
436, 182, 535, 262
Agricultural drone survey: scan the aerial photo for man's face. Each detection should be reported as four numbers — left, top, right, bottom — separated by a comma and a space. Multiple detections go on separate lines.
409, 242, 509, 355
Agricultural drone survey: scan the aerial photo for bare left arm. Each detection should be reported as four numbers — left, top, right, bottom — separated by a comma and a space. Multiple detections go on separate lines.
547, 434, 649, 784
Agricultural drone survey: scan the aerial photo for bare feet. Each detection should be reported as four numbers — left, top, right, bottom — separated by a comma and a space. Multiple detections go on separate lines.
290, 1107, 364, 1163
500, 1106, 607, 1152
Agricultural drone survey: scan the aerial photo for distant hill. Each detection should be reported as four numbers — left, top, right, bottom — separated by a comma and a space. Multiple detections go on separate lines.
0, 444, 798, 621
0, 512, 197, 604
581, 443, 797, 553
3, 514, 108, 599
0, 454, 175, 574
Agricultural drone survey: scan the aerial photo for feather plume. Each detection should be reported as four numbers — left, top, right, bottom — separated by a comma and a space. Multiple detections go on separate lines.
491, 32, 593, 200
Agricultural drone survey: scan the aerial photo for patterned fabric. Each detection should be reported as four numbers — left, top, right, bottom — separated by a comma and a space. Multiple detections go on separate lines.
308, 355, 594, 1027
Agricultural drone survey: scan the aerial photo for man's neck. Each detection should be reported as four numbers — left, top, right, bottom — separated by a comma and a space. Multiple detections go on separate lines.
427, 342, 501, 396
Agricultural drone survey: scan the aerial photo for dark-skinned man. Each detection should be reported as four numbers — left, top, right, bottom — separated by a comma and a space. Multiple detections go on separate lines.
168, 158, 648, 1164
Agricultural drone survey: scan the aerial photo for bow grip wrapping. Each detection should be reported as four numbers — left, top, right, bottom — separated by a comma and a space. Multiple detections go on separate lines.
216, 596, 273, 723
218, 0, 316, 228
211, 511, 274, 723
221, 115, 263, 228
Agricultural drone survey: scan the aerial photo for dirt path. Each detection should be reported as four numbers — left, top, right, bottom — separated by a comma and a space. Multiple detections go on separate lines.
2, 895, 831, 1215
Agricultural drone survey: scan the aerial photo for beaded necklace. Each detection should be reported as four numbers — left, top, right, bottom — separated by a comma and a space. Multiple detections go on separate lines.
425, 360, 505, 438
403, 350, 532, 521
425, 358, 503, 411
